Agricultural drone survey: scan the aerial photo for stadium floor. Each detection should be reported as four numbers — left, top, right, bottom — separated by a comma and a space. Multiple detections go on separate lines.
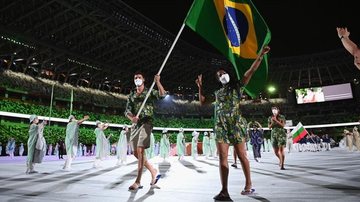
0, 148, 359, 202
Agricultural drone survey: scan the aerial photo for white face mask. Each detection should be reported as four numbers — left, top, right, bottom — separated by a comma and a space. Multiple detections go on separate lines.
134, 78, 143, 87
219, 73, 230, 85
272, 109, 278, 115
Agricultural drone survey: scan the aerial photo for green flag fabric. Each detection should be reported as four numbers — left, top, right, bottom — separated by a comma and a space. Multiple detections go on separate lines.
185, 0, 271, 98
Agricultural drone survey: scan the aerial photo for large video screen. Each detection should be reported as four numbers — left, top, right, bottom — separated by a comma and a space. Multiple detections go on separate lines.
295, 83, 353, 104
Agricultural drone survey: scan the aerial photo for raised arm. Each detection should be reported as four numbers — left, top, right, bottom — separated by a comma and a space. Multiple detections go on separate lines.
154, 74, 166, 96
337, 27, 359, 55
255, 121, 264, 132
38, 120, 47, 130
247, 122, 252, 129
336, 27, 360, 70
255, 121, 263, 128
242, 46, 270, 85
77, 115, 89, 125
195, 74, 206, 105
103, 123, 109, 130
106, 133, 112, 139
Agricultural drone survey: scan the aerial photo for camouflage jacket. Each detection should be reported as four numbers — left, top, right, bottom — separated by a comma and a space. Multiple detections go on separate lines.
124, 87, 162, 124
215, 82, 244, 122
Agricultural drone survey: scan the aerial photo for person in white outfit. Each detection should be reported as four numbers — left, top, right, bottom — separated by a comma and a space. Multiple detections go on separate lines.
82, 144, 87, 156
191, 131, 199, 160
19, 143, 25, 156
116, 126, 129, 166
352, 126, 360, 151
202, 132, 211, 159
209, 132, 217, 158
6, 138, 15, 159
286, 129, 293, 153
93, 121, 110, 168
343, 129, 353, 152
47, 144, 53, 156
63, 115, 89, 171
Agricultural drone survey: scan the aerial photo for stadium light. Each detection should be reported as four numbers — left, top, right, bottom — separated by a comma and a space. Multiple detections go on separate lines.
267, 86, 276, 93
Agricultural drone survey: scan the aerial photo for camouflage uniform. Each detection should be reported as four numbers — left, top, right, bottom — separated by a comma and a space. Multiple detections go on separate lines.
125, 88, 161, 149
214, 82, 247, 145
268, 115, 286, 147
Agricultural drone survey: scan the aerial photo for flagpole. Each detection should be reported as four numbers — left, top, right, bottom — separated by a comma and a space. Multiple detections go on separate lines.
70, 88, 73, 116
134, 23, 186, 118
133, 0, 198, 119
48, 83, 55, 126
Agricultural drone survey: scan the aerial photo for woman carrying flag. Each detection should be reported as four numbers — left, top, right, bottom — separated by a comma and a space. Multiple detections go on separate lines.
196, 46, 270, 200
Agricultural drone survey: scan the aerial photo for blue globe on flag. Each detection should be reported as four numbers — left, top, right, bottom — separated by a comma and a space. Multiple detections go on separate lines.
223, 6, 249, 47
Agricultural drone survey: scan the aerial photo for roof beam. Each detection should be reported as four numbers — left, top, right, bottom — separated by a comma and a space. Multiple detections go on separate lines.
10, 0, 56, 25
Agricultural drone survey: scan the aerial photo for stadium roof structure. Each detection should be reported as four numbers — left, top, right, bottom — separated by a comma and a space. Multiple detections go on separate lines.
0, 0, 359, 98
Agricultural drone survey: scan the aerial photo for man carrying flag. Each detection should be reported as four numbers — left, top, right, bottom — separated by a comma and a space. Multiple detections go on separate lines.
188, 0, 271, 200
125, 71, 164, 190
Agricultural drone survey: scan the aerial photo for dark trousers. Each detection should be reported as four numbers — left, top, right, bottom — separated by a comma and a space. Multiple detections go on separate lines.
58, 148, 64, 159
252, 144, 261, 158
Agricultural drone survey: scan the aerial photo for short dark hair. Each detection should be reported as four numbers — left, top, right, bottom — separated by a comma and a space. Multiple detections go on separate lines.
134, 71, 145, 78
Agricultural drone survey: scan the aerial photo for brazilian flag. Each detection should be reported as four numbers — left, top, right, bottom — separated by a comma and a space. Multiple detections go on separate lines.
185, 0, 271, 98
